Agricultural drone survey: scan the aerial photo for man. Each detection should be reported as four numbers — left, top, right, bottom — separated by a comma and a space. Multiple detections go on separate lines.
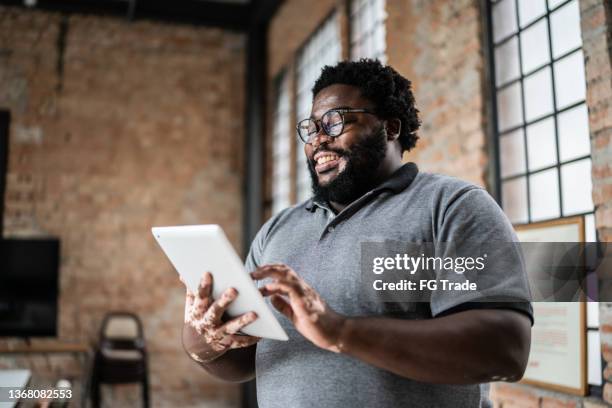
182, 59, 533, 407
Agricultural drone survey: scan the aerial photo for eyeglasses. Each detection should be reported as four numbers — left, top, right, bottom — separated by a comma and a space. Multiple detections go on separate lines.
296, 108, 376, 144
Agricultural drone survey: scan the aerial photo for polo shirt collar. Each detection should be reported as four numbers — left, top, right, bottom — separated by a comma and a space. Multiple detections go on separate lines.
305, 162, 419, 212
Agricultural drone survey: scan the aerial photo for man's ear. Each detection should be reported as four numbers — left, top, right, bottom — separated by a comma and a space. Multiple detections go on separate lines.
384, 118, 402, 141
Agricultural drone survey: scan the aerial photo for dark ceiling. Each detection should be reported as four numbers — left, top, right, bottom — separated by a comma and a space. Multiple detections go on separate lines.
0, 0, 282, 31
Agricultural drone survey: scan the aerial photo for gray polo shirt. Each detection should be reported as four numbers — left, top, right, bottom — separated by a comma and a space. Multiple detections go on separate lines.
245, 162, 532, 408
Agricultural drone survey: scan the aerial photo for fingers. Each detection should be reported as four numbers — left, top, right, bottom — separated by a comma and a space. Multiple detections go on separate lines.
221, 311, 258, 335
270, 295, 294, 320
251, 264, 295, 280
184, 291, 195, 323
186, 291, 195, 305
228, 334, 261, 349
202, 287, 238, 327
188, 272, 213, 321
198, 272, 213, 299
262, 281, 304, 299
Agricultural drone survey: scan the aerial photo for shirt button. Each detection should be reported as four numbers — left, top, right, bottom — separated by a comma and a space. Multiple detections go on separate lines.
327, 226, 334, 233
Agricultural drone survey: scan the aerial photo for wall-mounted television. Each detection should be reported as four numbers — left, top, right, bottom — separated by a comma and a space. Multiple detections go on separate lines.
0, 238, 60, 337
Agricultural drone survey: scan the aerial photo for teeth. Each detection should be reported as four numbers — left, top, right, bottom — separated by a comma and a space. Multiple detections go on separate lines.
316, 155, 339, 165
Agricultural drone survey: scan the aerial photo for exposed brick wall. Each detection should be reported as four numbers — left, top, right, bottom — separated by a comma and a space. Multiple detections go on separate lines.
386, 0, 417, 82
582, 0, 612, 242
583, 0, 612, 405
264, 0, 612, 407
395, 0, 488, 187
0, 7, 244, 407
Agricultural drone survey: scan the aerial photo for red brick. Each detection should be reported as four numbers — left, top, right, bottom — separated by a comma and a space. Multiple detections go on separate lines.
0, 5, 244, 406
605, 382, 612, 404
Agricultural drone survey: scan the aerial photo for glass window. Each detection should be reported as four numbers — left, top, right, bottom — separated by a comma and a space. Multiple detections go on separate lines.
520, 19, 550, 73
490, 0, 593, 224
350, 0, 387, 63
493, 0, 518, 42
550, 0, 582, 58
489, 0, 599, 389
502, 177, 528, 224
295, 13, 342, 202
561, 158, 594, 216
558, 104, 590, 161
523, 67, 553, 122
526, 118, 556, 171
497, 82, 523, 132
554, 50, 586, 109
500, 129, 526, 177
517, 0, 546, 27
529, 168, 560, 221
495, 37, 520, 86
588, 330, 603, 385
548, 0, 568, 11
271, 72, 291, 215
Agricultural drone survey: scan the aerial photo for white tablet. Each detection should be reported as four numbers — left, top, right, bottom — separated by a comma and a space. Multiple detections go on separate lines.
152, 224, 288, 341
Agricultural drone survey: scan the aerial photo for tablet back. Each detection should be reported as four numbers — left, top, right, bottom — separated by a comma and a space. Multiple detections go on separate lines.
152, 224, 288, 341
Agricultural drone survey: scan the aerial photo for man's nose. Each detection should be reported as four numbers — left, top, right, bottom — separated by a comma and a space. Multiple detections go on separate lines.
310, 128, 332, 150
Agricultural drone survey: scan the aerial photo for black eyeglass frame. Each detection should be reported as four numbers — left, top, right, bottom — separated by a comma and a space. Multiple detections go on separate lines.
296, 108, 377, 144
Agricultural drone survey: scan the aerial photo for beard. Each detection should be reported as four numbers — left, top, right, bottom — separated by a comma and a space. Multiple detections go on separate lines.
307, 125, 388, 206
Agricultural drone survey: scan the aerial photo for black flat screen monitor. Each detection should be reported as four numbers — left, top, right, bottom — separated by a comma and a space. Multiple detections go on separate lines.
0, 238, 60, 337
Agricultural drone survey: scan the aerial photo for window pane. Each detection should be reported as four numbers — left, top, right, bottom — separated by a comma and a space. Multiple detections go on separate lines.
554, 50, 586, 109
524, 67, 554, 122
529, 168, 560, 221
550, 0, 582, 58
374, 25, 387, 63
558, 104, 591, 162
500, 129, 526, 177
587, 300, 599, 327
493, 0, 518, 42
502, 177, 529, 224
351, 0, 387, 61
561, 158, 593, 215
526, 118, 557, 171
588, 330, 603, 386
272, 73, 291, 215
520, 20, 550, 73
351, 8, 361, 42
518, 0, 546, 27
586, 213, 596, 242
296, 13, 341, 202
548, 0, 568, 10
495, 37, 520, 86
497, 82, 523, 132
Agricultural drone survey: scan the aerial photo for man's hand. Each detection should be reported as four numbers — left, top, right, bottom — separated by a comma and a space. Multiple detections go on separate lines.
251, 264, 346, 353
183, 272, 260, 363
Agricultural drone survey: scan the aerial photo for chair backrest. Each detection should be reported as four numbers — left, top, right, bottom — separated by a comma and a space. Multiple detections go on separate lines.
99, 312, 143, 341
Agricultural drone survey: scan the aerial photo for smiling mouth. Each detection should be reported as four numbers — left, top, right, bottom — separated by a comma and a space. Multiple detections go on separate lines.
314, 152, 343, 174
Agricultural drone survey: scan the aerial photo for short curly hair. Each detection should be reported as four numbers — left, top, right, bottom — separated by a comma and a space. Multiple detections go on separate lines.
312, 59, 420, 152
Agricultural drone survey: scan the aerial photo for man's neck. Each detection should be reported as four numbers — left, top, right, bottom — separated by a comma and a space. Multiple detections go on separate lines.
328, 160, 404, 214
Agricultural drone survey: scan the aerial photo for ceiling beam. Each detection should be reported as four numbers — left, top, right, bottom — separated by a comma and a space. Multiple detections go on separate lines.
1, 0, 254, 31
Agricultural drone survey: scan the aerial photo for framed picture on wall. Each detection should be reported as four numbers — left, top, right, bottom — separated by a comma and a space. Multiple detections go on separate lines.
515, 216, 587, 396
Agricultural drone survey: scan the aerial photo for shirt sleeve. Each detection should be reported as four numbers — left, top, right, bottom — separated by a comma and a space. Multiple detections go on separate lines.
430, 188, 534, 325
244, 221, 268, 274
244, 209, 290, 288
